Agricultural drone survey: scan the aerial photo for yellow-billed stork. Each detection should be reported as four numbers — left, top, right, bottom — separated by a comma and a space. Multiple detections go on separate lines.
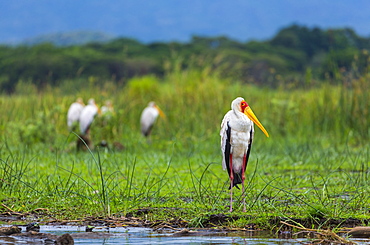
140, 101, 166, 138
67, 98, 85, 131
220, 97, 269, 212
101, 100, 114, 117
79, 98, 99, 135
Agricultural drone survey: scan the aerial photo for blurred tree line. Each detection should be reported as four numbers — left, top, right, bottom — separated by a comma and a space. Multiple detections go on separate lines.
0, 24, 369, 93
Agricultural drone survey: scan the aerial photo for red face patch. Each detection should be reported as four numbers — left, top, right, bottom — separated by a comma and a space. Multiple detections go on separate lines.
240, 101, 249, 112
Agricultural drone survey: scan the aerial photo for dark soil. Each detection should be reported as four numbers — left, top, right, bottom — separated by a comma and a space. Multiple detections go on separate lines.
0, 210, 369, 233
1, 210, 370, 244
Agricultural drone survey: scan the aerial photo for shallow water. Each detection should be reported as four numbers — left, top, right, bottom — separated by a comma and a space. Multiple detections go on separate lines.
1, 225, 369, 244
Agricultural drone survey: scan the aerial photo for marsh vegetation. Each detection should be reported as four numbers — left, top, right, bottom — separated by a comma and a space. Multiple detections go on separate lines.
0, 24, 369, 230
0, 65, 368, 230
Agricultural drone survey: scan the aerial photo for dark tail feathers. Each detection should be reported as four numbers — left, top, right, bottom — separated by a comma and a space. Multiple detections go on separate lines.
228, 172, 242, 189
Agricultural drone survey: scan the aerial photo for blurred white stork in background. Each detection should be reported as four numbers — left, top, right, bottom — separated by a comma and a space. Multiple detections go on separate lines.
67, 98, 85, 131
100, 100, 115, 124
220, 97, 269, 212
77, 98, 100, 150
140, 101, 166, 139
101, 100, 114, 116
79, 98, 99, 135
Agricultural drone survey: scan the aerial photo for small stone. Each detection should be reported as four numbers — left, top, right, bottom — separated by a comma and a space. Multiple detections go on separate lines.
0, 226, 21, 235
26, 222, 40, 232
56, 233, 74, 245
348, 226, 370, 238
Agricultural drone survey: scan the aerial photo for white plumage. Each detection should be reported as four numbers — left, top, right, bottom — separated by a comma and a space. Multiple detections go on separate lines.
79, 99, 99, 135
100, 100, 114, 123
220, 97, 269, 212
101, 100, 114, 116
67, 98, 84, 131
220, 97, 254, 176
140, 101, 165, 137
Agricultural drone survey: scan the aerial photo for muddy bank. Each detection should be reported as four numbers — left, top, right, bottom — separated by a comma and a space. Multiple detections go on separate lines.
0, 210, 369, 234
0, 226, 74, 244
0, 217, 370, 245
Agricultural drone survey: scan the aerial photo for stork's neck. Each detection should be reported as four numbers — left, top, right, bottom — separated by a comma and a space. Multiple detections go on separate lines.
233, 108, 245, 119
229, 108, 251, 132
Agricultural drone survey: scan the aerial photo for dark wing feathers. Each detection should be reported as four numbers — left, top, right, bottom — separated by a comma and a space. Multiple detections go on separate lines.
244, 128, 253, 171
224, 121, 232, 177
228, 125, 254, 189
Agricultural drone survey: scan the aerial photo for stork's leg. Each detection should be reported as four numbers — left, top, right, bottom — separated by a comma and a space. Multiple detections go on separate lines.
147, 135, 152, 145
229, 154, 233, 212
242, 154, 247, 212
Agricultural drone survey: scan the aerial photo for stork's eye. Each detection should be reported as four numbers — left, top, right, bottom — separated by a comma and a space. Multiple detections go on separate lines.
240, 101, 249, 111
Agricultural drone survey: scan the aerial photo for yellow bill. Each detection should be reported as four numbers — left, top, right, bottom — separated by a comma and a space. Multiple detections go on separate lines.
244, 106, 269, 137
155, 105, 167, 120
96, 105, 102, 115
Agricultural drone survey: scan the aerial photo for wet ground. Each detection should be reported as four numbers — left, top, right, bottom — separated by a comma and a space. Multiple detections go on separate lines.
1, 224, 370, 245
0, 212, 370, 244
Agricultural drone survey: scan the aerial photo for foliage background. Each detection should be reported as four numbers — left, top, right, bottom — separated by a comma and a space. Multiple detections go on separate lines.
1, 25, 370, 93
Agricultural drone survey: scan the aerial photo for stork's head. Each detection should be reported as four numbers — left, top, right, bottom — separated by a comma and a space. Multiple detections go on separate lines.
231, 97, 246, 111
77, 97, 84, 105
105, 100, 113, 107
88, 98, 96, 105
232, 97, 269, 137
148, 101, 166, 119
240, 100, 249, 113
88, 98, 101, 115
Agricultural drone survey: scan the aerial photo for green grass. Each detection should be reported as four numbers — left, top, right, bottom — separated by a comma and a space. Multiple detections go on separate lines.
0, 69, 369, 229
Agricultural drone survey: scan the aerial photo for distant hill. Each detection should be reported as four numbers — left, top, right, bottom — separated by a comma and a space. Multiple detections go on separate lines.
22, 31, 115, 46
1, 0, 370, 44
1, 24, 369, 93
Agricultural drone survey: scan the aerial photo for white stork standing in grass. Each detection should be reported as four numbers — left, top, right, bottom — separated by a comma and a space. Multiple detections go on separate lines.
79, 98, 100, 135
67, 98, 85, 131
77, 98, 100, 150
101, 100, 114, 117
140, 101, 166, 139
220, 97, 269, 212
